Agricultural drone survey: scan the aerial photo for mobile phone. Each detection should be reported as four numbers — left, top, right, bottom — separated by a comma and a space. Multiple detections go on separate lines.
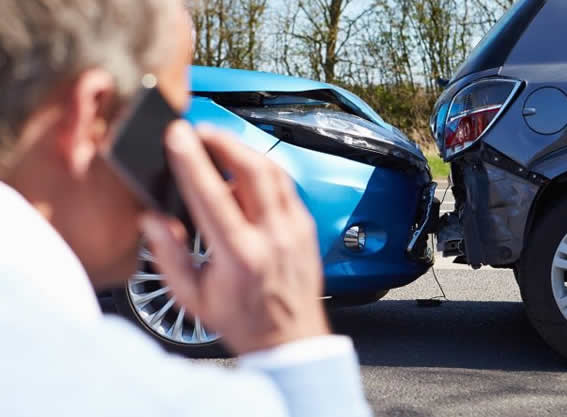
107, 83, 189, 224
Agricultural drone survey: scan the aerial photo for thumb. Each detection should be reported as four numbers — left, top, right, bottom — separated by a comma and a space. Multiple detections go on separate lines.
140, 213, 202, 316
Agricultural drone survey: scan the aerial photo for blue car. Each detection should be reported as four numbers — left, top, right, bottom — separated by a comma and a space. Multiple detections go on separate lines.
110, 66, 437, 357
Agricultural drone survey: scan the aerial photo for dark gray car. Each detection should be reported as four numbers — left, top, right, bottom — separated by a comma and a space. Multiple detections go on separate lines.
431, 0, 567, 357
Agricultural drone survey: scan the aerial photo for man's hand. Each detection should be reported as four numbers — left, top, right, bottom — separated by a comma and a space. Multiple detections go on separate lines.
141, 121, 330, 355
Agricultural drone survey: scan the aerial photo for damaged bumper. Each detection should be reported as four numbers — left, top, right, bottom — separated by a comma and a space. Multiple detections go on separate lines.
407, 182, 439, 263
266, 139, 433, 295
437, 148, 542, 268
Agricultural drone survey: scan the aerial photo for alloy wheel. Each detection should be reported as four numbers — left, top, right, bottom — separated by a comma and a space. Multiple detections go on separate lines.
126, 233, 220, 345
551, 234, 567, 320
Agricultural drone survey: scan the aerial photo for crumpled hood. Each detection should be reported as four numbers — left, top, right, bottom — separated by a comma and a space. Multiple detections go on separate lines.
189, 66, 425, 162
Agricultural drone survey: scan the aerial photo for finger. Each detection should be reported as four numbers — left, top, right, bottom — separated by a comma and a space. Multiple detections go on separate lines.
197, 123, 299, 213
165, 217, 188, 243
165, 121, 246, 249
196, 124, 282, 220
140, 213, 202, 315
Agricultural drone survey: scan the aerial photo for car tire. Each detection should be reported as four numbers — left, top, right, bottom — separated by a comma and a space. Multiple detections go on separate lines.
112, 286, 228, 359
519, 199, 567, 358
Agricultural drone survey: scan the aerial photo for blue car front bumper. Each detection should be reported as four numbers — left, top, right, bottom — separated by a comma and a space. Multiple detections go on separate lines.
268, 141, 433, 296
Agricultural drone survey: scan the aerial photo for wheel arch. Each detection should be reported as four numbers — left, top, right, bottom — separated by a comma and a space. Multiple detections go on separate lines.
524, 172, 567, 250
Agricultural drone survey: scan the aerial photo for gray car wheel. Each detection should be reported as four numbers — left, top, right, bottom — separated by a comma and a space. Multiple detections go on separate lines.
519, 199, 567, 358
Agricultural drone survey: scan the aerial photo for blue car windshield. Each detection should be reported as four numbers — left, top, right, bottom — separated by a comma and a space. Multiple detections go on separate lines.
451, 0, 546, 82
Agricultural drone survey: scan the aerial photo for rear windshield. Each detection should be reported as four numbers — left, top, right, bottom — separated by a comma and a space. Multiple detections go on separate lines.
451, 0, 547, 82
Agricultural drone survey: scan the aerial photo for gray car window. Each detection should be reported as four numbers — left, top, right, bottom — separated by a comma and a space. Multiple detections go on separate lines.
451, 0, 546, 82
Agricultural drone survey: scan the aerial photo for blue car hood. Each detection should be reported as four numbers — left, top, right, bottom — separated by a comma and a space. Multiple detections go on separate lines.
189, 66, 425, 161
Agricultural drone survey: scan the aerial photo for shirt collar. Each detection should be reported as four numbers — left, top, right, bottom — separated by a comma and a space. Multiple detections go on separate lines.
0, 182, 102, 321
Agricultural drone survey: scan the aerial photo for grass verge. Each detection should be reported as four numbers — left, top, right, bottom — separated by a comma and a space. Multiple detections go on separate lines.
426, 153, 450, 180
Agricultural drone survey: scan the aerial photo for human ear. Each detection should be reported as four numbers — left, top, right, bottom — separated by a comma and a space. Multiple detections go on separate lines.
56, 69, 116, 179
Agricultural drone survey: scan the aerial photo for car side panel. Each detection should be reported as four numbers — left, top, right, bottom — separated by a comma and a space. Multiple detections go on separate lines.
532, 148, 567, 180
489, 0, 567, 169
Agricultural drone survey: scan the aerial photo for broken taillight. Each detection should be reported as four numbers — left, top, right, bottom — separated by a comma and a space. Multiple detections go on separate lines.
443, 79, 521, 158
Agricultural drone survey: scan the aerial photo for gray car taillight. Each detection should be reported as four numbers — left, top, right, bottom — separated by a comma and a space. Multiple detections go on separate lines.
442, 78, 521, 159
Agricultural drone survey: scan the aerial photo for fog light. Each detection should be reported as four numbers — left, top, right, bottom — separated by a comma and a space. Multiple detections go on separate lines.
344, 226, 366, 251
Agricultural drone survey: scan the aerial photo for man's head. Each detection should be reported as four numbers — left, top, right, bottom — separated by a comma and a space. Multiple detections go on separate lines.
0, 0, 193, 288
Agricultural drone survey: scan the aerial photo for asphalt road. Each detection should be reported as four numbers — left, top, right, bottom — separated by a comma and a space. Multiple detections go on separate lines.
199, 182, 567, 416
333, 267, 567, 416
103, 184, 567, 415
203, 266, 567, 416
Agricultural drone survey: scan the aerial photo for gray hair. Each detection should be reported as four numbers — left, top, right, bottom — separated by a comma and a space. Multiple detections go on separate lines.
0, 0, 177, 165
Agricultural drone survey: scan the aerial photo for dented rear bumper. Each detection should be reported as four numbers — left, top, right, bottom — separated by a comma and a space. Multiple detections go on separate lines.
437, 148, 542, 268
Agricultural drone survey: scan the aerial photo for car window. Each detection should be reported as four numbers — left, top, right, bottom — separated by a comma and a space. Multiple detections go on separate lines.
451, 0, 547, 82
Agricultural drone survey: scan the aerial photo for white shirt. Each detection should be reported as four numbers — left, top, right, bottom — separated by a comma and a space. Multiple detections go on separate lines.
0, 182, 371, 417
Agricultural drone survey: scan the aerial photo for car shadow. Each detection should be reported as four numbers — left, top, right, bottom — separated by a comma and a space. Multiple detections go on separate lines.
328, 299, 567, 372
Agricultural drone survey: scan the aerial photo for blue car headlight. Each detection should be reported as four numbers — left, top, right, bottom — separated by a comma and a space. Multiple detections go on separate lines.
232, 106, 427, 171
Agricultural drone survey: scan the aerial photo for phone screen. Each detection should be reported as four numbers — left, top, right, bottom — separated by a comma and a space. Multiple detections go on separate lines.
108, 86, 187, 219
